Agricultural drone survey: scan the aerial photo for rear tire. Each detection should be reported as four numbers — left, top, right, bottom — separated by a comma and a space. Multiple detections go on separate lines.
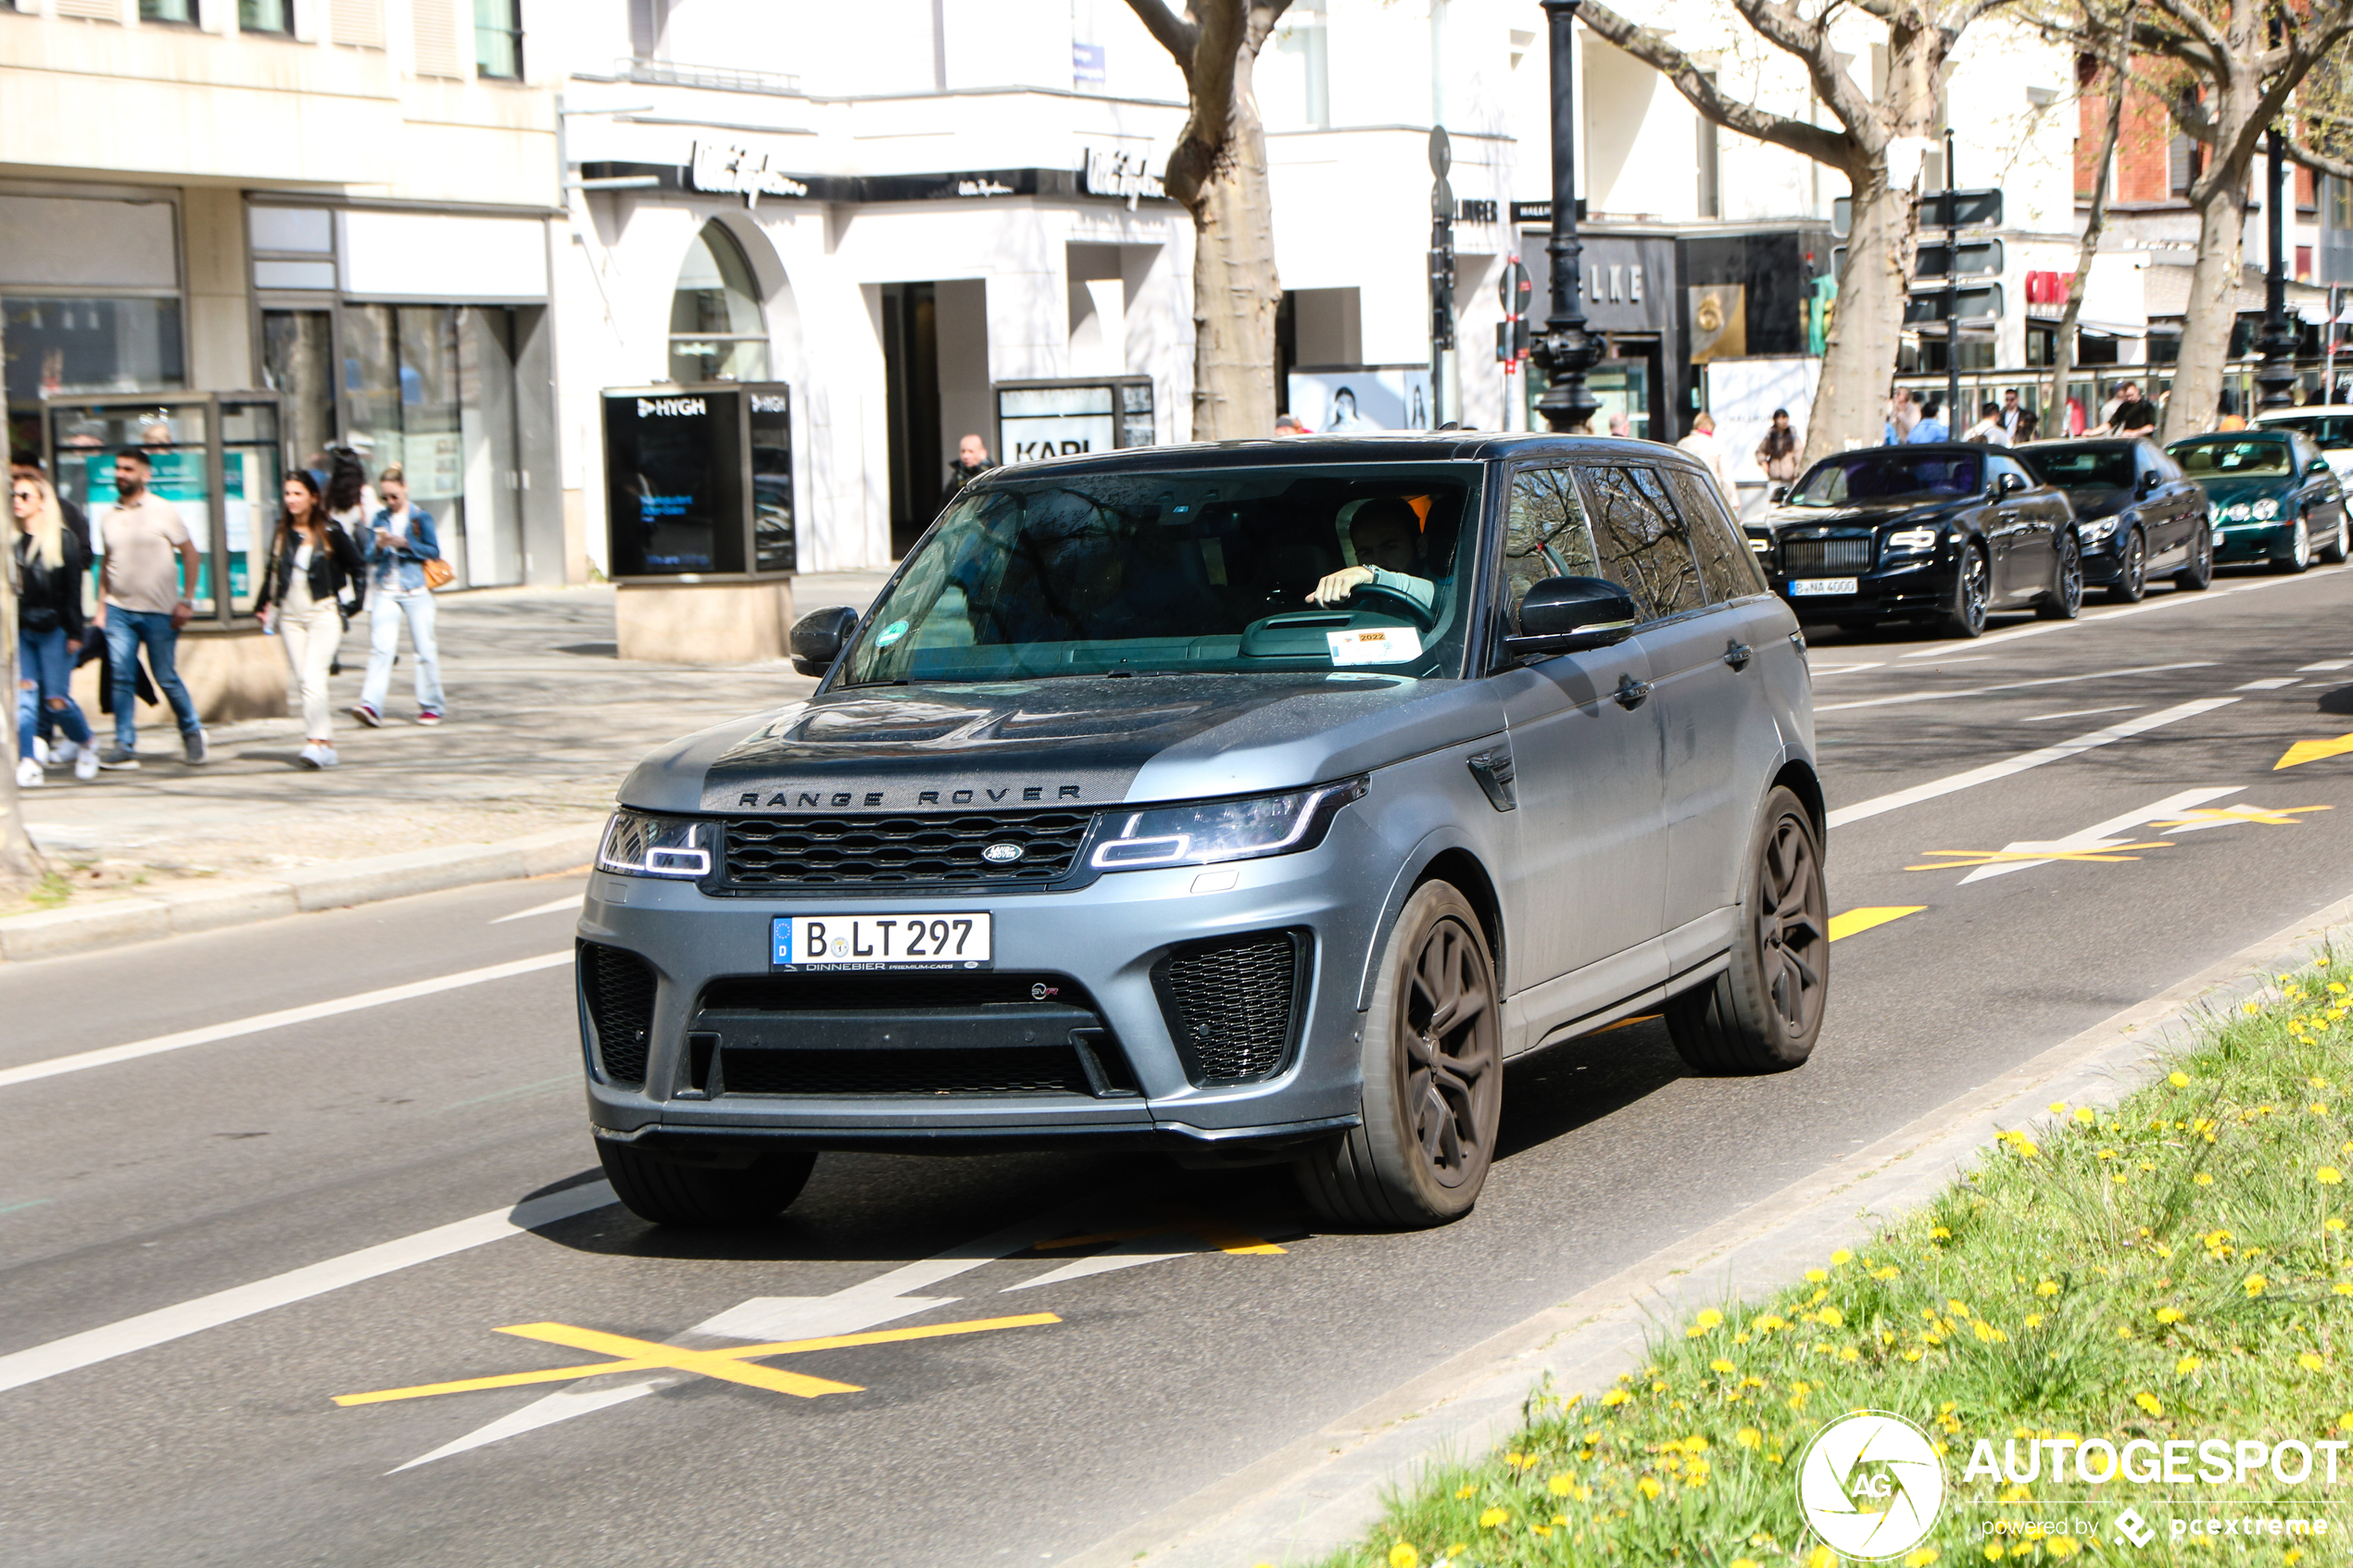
1942, 545, 1989, 638
1295, 881, 1501, 1228
597, 1139, 816, 1227
2174, 522, 2214, 591
2107, 528, 2146, 604
1666, 786, 1829, 1074
2323, 513, 2351, 564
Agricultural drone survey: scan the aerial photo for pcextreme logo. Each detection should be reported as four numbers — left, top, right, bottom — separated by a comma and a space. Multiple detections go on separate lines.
1796, 1411, 1946, 1561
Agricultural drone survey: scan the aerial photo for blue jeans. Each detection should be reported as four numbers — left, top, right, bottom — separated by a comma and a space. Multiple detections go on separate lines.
104, 609, 200, 753
18, 625, 93, 762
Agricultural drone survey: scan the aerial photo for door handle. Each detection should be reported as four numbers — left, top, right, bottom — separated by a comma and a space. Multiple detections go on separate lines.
1722, 639, 1753, 671
1614, 672, 1653, 709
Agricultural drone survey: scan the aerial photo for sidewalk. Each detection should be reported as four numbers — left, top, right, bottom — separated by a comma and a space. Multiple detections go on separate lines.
2, 574, 891, 954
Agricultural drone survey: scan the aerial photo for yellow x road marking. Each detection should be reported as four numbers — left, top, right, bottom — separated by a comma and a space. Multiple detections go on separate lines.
2277, 734, 2353, 770
1906, 841, 2174, 872
333, 1312, 1061, 1407
2147, 803, 2333, 828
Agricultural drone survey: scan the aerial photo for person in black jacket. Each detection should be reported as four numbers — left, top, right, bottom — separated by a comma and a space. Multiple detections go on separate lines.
13, 472, 96, 786
254, 470, 365, 770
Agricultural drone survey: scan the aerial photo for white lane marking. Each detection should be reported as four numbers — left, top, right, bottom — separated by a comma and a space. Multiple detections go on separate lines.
390, 1208, 1094, 1471
2298, 660, 2353, 671
1957, 786, 2243, 884
2238, 678, 2303, 690
0, 952, 572, 1091
1816, 661, 2215, 714
2020, 704, 2144, 723
491, 897, 581, 924
1824, 698, 2241, 830
0, 1181, 615, 1397
1812, 662, 1887, 675
1892, 565, 2351, 659
1001, 1234, 1206, 1292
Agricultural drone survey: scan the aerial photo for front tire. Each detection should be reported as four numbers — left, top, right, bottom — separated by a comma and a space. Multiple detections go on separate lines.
2108, 528, 2147, 604
1295, 881, 1502, 1228
2038, 532, 2083, 620
1666, 786, 1829, 1073
2174, 522, 2214, 591
1942, 544, 1989, 638
2276, 514, 2314, 573
597, 1140, 816, 1227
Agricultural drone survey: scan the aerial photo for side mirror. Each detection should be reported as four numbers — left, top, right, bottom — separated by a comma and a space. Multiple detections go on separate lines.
2136, 469, 2159, 495
1994, 470, 2028, 495
790, 606, 862, 678
1504, 575, 1638, 659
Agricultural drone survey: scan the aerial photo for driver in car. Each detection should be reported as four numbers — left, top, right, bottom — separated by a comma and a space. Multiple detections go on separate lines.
1306, 497, 1439, 612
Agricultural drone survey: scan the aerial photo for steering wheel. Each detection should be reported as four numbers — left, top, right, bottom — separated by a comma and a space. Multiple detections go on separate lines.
1345, 577, 1440, 629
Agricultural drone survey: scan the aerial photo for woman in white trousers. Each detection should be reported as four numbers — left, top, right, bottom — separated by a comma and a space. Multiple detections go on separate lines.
255, 470, 366, 770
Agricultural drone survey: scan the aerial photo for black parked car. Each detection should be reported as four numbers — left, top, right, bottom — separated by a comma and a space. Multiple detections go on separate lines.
1746, 444, 2082, 637
2014, 437, 2211, 602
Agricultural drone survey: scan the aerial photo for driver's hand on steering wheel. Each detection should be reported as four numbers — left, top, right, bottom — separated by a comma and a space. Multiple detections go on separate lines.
1308, 565, 1376, 607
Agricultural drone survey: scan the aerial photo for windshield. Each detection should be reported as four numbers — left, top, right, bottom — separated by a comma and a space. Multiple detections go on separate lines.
2020, 446, 2134, 491
837, 463, 1480, 684
1786, 451, 1982, 508
2261, 415, 2353, 448
2174, 440, 2291, 479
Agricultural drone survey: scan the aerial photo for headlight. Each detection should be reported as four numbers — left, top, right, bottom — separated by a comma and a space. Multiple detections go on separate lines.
2253, 498, 2281, 521
1884, 528, 1937, 554
1746, 533, 1773, 554
2224, 502, 2254, 522
2077, 516, 2117, 542
598, 809, 714, 879
1088, 779, 1366, 872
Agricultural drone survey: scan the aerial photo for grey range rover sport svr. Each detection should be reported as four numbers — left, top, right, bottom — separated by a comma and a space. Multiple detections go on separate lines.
579, 433, 1827, 1229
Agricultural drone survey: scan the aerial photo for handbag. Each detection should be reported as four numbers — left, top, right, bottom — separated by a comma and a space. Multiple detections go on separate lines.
422, 557, 455, 591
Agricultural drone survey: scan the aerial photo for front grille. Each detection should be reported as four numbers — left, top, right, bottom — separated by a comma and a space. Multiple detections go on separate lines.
580, 942, 657, 1085
700, 972, 1067, 1010
718, 1046, 1094, 1097
1153, 931, 1306, 1086
718, 809, 1092, 892
1782, 536, 1875, 574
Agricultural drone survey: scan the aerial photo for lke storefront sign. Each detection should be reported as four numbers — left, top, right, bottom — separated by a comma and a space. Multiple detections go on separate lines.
690, 141, 810, 207
1081, 147, 1165, 209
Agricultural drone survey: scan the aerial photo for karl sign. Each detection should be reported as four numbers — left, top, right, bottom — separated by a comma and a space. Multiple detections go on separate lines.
690, 141, 811, 207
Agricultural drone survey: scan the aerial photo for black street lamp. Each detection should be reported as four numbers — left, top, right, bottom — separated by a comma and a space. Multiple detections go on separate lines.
1530, 0, 1602, 433
2256, 126, 2298, 413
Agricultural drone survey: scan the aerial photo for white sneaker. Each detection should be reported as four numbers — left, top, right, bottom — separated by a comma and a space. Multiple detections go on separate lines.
50, 738, 77, 766
298, 742, 339, 770
31, 736, 49, 767
15, 757, 42, 788
73, 746, 98, 782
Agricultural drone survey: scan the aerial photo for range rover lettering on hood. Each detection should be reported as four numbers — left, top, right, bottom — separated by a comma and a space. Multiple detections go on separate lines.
698, 680, 1317, 813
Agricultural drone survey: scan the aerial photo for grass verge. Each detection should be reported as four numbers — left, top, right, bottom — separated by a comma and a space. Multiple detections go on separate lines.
1319, 960, 2353, 1567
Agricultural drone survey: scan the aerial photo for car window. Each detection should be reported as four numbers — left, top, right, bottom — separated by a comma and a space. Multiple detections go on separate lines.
2021, 445, 2133, 489
1500, 467, 1603, 626
1573, 464, 1707, 622
2292, 432, 2322, 473
2173, 440, 2292, 478
1663, 465, 1769, 603
1787, 449, 1982, 506
1986, 453, 2031, 489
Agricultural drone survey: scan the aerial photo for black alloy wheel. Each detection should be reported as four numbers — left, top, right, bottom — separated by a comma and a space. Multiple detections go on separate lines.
1296, 881, 1502, 1227
2279, 514, 2314, 574
2174, 522, 2214, 591
1666, 785, 1829, 1073
2038, 532, 2084, 620
2324, 513, 2352, 565
1943, 544, 1990, 638
2108, 527, 2146, 604
597, 1140, 817, 1227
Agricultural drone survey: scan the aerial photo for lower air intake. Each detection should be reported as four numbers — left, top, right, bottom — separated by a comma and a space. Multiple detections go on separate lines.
580, 942, 657, 1086
1153, 930, 1307, 1086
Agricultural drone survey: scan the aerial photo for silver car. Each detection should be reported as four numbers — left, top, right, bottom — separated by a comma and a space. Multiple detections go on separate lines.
578, 435, 1827, 1228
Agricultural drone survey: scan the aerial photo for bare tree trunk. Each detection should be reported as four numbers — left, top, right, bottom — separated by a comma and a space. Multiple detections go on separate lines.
2166, 163, 2253, 441
0, 307, 44, 897
1805, 162, 1917, 464
2052, 17, 2132, 438
1183, 61, 1280, 441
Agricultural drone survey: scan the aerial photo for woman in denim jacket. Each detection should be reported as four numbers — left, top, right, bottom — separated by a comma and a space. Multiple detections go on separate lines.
351, 463, 447, 727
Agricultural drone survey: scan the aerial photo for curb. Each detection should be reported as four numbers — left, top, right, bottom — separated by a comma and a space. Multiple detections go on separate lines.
1052, 887, 2353, 1568
0, 824, 600, 963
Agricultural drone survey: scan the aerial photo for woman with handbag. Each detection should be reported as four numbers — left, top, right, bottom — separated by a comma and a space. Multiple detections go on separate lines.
352, 463, 450, 729
255, 470, 366, 770
13, 472, 98, 786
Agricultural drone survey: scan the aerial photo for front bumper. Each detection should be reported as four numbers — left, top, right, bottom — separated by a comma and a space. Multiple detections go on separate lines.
1767, 552, 1954, 620
2213, 519, 2296, 564
574, 810, 1398, 1160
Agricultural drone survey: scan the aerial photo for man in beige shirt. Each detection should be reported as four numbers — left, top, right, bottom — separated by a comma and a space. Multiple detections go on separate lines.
96, 447, 207, 768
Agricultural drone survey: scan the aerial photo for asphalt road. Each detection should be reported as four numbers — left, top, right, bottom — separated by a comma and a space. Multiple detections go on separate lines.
10, 563, 2353, 1567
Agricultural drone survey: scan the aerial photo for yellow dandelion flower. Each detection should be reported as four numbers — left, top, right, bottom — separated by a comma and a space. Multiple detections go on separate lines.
1478, 1505, 1510, 1527
1388, 1544, 1419, 1568
2317, 1104, 2334, 1117
2047, 1538, 2081, 1559
2035, 1279, 2059, 1296
1601, 1389, 1630, 1407
1736, 1427, 1762, 1448
2334, 1282, 2353, 1296
2074, 1107, 2097, 1124
1636, 1476, 1661, 1500
2246, 1273, 2270, 1297
1906, 1549, 1943, 1566
1695, 1308, 1724, 1330
2118, 1324, 2136, 1339
2300, 1352, 2327, 1372
1805, 1268, 1828, 1283
2134, 1391, 2164, 1415
2320, 1167, 2345, 1185
1454, 1485, 1476, 1499
1731, 1561, 1761, 1568
2170, 1072, 2193, 1086
1831, 1248, 1854, 1266
2196, 1172, 2215, 1185
1548, 1473, 1576, 1497
1710, 1358, 1736, 1374
1818, 1307, 1845, 1328
2327, 1217, 2347, 1232
2049, 1101, 2068, 1114
2155, 1307, 2184, 1324
1931, 1225, 1952, 1239
1840, 1346, 1860, 1361
1808, 1548, 1836, 1568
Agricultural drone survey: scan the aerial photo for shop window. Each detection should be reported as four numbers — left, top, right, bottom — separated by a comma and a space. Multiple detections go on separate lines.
668, 222, 770, 383
260, 310, 336, 470
240, 0, 290, 32
3, 297, 185, 400
475, 0, 522, 79
140, 0, 199, 21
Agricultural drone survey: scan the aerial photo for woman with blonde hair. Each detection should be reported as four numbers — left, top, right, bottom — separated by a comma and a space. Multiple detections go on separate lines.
12, 471, 97, 785
253, 469, 365, 769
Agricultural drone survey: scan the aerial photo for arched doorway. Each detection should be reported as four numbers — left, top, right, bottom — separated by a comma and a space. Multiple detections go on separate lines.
668, 221, 770, 382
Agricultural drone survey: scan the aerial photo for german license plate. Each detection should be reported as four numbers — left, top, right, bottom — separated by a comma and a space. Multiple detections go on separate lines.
772, 913, 992, 970
1789, 578, 1858, 596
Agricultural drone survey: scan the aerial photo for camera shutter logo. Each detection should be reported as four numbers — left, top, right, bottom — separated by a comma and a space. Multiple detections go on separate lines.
1795, 1410, 1945, 1560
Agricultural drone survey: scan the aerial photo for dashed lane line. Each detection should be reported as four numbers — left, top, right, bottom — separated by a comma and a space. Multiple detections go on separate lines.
0, 951, 573, 1091
1814, 661, 2214, 715
0, 1180, 616, 1397
1823, 698, 2240, 831
491, 897, 582, 924
1889, 564, 2352, 660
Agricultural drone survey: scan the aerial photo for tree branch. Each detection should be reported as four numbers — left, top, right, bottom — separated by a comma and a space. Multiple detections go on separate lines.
1579, 1, 1857, 169
1119, 0, 1201, 71
1244, 0, 1292, 53
2284, 131, 2353, 182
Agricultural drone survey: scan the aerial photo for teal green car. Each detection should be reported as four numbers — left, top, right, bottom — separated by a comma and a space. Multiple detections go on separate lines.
2167, 430, 2350, 572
